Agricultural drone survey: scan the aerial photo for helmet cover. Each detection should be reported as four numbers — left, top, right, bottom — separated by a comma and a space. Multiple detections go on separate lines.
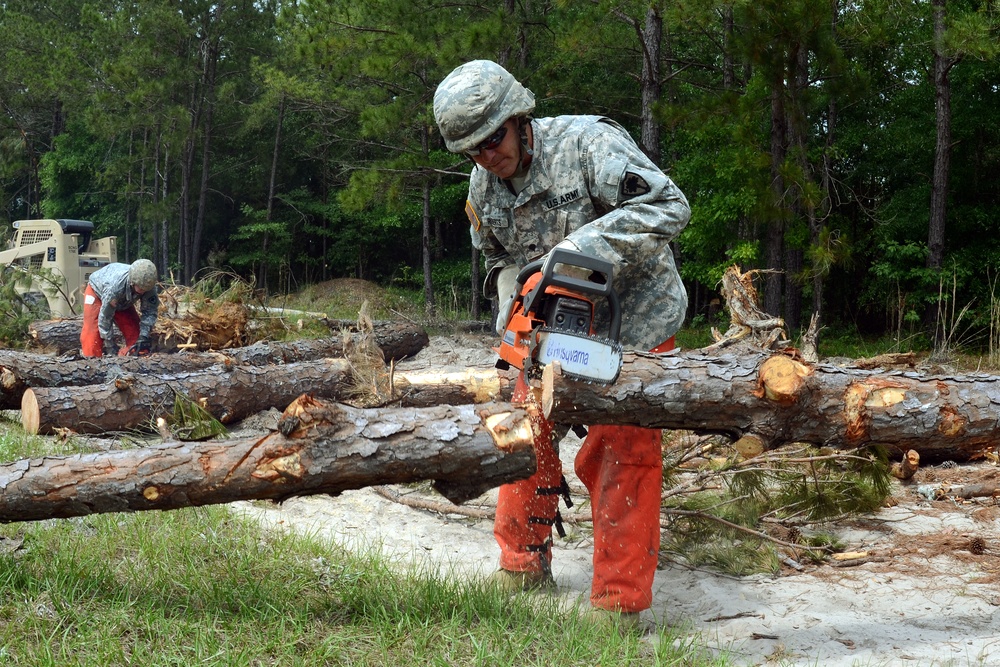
129, 259, 158, 291
433, 60, 535, 154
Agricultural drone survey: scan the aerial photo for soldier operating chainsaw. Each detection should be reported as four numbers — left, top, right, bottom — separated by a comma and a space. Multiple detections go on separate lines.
80, 259, 160, 358
434, 60, 690, 629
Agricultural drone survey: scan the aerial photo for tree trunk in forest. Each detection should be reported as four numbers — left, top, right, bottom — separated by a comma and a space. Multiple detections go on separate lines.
722, 7, 736, 90
158, 131, 171, 275
541, 351, 999, 463
191, 22, 221, 284
639, 5, 662, 163
422, 174, 435, 317
0, 396, 538, 521
765, 71, 788, 319
27, 318, 428, 359
471, 246, 482, 320
926, 0, 956, 335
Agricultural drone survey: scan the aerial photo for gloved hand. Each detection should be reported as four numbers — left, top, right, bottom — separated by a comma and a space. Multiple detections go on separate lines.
547, 239, 592, 280
103, 337, 119, 357
494, 264, 521, 337
135, 335, 152, 355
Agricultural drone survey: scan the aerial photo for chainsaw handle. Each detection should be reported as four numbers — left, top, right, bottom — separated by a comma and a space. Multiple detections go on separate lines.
541, 247, 613, 298
519, 247, 622, 342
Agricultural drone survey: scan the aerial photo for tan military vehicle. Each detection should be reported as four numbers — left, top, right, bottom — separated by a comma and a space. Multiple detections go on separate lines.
0, 218, 117, 317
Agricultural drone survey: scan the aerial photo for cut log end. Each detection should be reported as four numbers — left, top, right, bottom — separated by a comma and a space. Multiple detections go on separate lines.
21, 389, 41, 435
757, 355, 812, 404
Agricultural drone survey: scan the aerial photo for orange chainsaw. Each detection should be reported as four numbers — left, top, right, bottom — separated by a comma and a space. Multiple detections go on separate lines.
494, 248, 623, 385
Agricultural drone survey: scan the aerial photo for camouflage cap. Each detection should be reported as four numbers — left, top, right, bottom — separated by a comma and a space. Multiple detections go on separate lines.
129, 258, 157, 291
433, 60, 535, 154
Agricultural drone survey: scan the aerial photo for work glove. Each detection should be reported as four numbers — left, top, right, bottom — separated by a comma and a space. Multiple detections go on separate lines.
135, 335, 152, 355
547, 239, 592, 280
494, 264, 521, 337
103, 337, 119, 357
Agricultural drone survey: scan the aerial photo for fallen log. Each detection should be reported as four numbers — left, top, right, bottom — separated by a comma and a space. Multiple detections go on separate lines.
22, 359, 352, 434
0, 396, 538, 522
1, 329, 430, 409
27, 317, 428, 360
22, 365, 516, 435
541, 350, 1000, 463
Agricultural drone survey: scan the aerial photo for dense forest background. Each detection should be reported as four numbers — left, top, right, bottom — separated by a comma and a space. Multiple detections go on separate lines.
1, 0, 998, 347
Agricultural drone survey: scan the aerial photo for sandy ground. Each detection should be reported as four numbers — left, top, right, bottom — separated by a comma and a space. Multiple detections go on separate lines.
232, 335, 1000, 667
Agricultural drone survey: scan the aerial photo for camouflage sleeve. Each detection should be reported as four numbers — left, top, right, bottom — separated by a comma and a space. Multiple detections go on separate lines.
565, 119, 690, 267
467, 194, 513, 299
138, 289, 159, 339
97, 300, 116, 341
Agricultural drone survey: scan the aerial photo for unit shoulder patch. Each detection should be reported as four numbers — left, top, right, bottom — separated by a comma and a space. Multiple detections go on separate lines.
465, 200, 482, 231
621, 172, 651, 199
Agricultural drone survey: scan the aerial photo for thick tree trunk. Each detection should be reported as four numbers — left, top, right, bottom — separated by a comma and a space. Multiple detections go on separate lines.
4, 325, 428, 408
28, 318, 428, 359
0, 396, 538, 522
541, 351, 1000, 463
22, 359, 350, 435
21, 364, 516, 436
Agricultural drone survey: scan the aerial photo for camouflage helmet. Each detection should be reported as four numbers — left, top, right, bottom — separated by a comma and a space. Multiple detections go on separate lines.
129, 259, 158, 292
433, 60, 535, 154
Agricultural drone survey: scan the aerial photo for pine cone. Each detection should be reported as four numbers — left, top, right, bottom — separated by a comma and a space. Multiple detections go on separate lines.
787, 527, 801, 544
969, 536, 987, 555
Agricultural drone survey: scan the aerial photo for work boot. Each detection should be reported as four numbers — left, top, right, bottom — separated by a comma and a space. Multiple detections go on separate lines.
582, 608, 643, 634
486, 568, 555, 593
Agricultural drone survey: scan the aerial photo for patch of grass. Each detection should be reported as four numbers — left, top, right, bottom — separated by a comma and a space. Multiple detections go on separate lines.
0, 506, 733, 666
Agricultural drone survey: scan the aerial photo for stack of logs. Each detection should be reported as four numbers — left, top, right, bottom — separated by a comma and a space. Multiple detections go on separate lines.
3, 291, 1000, 523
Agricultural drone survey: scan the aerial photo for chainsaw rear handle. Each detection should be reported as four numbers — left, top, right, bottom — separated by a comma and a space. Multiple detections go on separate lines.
517, 247, 622, 341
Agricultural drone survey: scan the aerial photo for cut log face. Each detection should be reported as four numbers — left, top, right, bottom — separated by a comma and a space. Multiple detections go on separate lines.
542, 351, 1000, 463
0, 396, 538, 523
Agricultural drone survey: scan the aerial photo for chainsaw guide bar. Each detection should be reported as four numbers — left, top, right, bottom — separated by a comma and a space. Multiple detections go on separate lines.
534, 329, 623, 385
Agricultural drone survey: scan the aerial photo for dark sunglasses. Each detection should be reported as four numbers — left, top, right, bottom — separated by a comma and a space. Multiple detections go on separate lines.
466, 126, 508, 157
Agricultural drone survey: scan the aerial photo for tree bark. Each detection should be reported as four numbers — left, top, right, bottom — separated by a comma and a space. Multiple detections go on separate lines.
925, 0, 956, 335
28, 318, 428, 359
21, 363, 516, 436
0, 396, 538, 522
5, 325, 428, 409
22, 358, 351, 435
541, 351, 1000, 463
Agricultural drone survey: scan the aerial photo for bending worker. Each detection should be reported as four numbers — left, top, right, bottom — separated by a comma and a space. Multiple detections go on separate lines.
80, 258, 160, 357
433, 60, 690, 628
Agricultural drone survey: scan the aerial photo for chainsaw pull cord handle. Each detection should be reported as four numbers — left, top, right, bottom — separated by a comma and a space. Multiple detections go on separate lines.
519, 248, 622, 342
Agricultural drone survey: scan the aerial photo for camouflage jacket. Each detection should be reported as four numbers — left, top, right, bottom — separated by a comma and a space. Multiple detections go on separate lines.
88, 262, 160, 340
466, 115, 690, 350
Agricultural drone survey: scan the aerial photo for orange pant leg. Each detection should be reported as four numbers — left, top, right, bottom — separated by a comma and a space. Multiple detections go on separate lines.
494, 372, 564, 573
573, 336, 674, 612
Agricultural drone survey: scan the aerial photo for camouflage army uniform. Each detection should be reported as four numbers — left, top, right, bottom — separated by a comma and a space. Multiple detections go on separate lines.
467, 115, 690, 350
465, 115, 690, 614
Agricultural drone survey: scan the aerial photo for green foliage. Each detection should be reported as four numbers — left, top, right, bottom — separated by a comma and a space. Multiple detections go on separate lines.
0, 267, 55, 346
0, 0, 999, 344
165, 391, 228, 442
662, 442, 892, 575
